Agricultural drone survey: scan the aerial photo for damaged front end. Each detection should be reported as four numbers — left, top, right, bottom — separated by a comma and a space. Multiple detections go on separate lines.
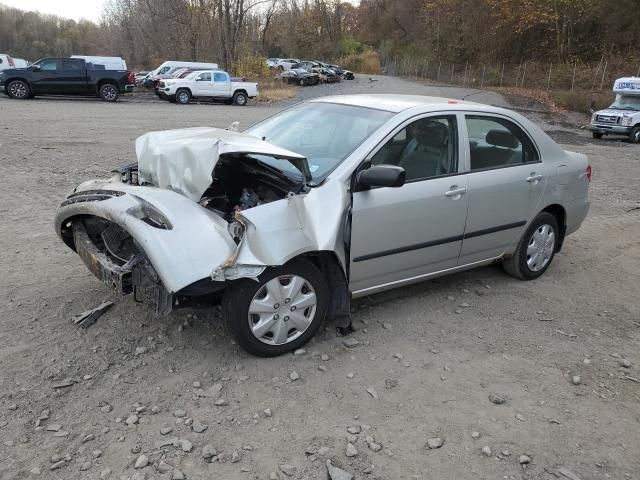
54, 127, 333, 315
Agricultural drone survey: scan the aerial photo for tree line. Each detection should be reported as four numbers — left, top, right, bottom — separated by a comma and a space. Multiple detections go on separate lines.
1, 0, 639, 70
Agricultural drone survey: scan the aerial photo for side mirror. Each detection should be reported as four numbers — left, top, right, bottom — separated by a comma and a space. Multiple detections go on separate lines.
31, 65, 41, 72
357, 165, 406, 188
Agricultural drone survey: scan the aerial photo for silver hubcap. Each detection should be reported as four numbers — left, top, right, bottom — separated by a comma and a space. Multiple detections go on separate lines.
10, 82, 27, 98
237, 95, 246, 105
248, 275, 317, 346
102, 86, 116, 100
634, 130, 640, 143
178, 92, 189, 103
526, 224, 555, 272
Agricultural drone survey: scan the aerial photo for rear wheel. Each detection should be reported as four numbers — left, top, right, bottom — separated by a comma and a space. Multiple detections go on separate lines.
629, 126, 640, 144
222, 259, 329, 357
232, 91, 248, 106
99, 83, 119, 102
176, 89, 191, 105
503, 212, 559, 280
7, 80, 30, 99
592, 131, 603, 139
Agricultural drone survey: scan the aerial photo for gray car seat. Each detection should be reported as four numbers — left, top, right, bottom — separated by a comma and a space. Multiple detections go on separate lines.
470, 129, 521, 170
398, 122, 450, 179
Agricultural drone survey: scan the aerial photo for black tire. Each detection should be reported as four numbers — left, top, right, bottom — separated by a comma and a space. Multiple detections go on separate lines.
503, 212, 560, 280
592, 132, 603, 139
222, 258, 329, 357
99, 83, 119, 102
232, 91, 248, 106
299, 78, 307, 87
629, 125, 640, 144
176, 89, 191, 105
7, 80, 30, 100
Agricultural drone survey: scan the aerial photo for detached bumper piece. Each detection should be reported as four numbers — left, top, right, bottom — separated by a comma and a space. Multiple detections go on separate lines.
72, 221, 173, 314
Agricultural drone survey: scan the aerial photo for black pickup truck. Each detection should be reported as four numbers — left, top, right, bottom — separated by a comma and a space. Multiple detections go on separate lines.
0, 57, 135, 102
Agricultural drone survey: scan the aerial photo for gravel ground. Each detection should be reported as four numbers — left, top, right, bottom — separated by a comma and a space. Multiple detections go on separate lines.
1, 75, 639, 480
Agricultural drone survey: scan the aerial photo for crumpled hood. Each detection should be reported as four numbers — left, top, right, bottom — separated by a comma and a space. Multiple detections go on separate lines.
135, 127, 310, 202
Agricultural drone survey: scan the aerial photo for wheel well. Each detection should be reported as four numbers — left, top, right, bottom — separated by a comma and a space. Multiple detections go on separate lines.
96, 80, 118, 94
176, 87, 191, 95
541, 204, 566, 251
234, 89, 247, 96
5, 77, 29, 88
293, 251, 352, 330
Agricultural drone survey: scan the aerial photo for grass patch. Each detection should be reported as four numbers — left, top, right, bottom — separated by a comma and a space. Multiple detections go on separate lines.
550, 89, 614, 114
338, 50, 382, 74
256, 79, 297, 103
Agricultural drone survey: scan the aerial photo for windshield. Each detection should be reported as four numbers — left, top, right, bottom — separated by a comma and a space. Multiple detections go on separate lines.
244, 102, 393, 181
610, 94, 640, 111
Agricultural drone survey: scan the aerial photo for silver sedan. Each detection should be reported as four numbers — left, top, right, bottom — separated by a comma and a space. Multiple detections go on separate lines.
55, 95, 591, 356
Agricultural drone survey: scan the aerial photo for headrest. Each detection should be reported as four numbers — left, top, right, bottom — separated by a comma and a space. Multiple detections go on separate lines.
415, 122, 448, 148
486, 129, 519, 149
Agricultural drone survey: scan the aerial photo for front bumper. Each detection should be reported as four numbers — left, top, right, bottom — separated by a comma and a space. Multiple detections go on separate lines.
590, 124, 632, 135
55, 183, 237, 294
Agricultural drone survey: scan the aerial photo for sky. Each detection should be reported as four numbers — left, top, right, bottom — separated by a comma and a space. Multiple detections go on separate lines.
1, 0, 106, 22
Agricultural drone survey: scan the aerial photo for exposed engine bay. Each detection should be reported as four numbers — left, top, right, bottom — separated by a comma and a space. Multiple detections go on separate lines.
115, 153, 305, 223
198, 155, 304, 221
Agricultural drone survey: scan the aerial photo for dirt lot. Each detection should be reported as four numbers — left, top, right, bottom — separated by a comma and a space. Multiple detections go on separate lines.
1, 76, 639, 480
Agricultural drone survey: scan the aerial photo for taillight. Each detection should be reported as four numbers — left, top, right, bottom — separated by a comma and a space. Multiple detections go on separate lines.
127, 71, 135, 84
586, 165, 592, 182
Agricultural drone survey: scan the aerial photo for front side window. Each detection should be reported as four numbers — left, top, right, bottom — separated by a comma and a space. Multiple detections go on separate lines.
196, 72, 211, 82
214, 72, 228, 82
38, 59, 58, 71
371, 116, 458, 181
466, 115, 539, 171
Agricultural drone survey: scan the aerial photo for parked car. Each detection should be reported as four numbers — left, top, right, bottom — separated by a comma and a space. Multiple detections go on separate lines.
327, 64, 355, 80
135, 71, 149, 84
12, 58, 30, 69
158, 70, 257, 105
292, 60, 321, 72
152, 68, 208, 95
0, 57, 135, 101
318, 68, 341, 83
145, 61, 219, 87
275, 59, 300, 71
0, 54, 16, 71
280, 68, 320, 86
54, 94, 590, 356
71, 55, 128, 70
266, 58, 281, 68
590, 76, 640, 143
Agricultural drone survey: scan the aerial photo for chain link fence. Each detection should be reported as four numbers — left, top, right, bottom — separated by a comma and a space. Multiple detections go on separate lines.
382, 56, 640, 93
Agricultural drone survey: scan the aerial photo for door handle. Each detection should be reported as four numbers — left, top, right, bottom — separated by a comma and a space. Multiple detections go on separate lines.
445, 186, 468, 197
526, 174, 544, 183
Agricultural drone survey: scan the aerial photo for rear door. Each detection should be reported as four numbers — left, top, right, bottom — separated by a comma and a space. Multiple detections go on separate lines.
30, 59, 62, 94
458, 114, 546, 264
59, 59, 89, 93
349, 113, 469, 294
212, 72, 231, 97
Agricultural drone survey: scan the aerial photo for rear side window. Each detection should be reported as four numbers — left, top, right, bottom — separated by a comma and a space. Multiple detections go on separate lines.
466, 115, 539, 171
61, 59, 83, 71
214, 72, 228, 82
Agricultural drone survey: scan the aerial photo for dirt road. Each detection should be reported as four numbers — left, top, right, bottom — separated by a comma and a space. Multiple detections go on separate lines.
1, 76, 639, 480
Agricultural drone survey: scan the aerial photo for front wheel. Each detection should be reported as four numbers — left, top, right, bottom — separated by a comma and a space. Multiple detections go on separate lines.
592, 131, 603, 139
629, 126, 640, 144
232, 91, 248, 106
99, 83, 119, 102
176, 89, 191, 105
299, 78, 307, 87
7, 80, 30, 99
503, 212, 559, 280
222, 259, 329, 357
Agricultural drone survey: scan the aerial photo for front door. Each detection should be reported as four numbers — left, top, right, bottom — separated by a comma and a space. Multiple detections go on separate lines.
349, 114, 469, 294
193, 72, 213, 96
30, 59, 62, 94
458, 114, 547, 264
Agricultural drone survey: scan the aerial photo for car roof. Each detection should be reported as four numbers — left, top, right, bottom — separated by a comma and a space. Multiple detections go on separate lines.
309, 94, 491, 113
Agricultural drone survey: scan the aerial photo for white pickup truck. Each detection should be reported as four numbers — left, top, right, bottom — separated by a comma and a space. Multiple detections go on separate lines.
158, 70, 258, 105
590, 77, 640, 143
